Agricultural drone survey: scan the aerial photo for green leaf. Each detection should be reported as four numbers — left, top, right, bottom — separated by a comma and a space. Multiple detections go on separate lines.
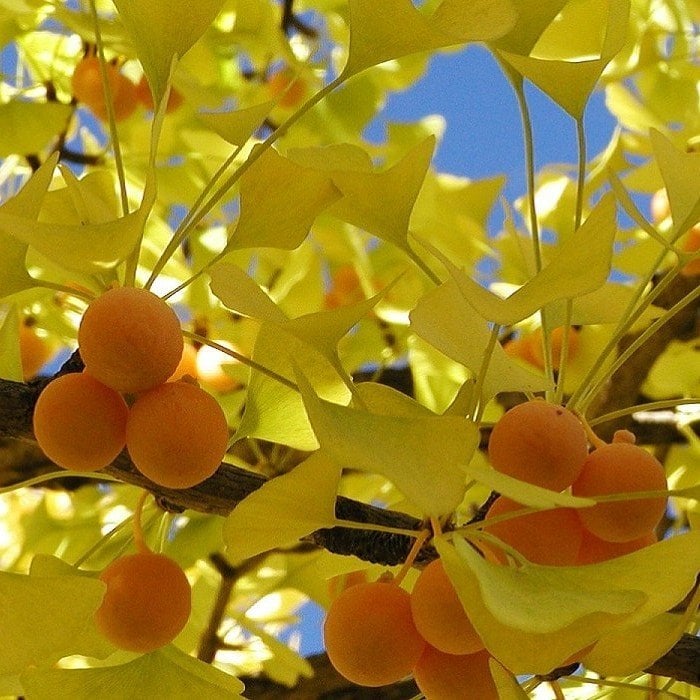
409, 278, 553, 403
223, 452, 341, 562
227, 146, 342, 251
342, 0, 517, 78
112, 0, 225, 104
21, 645, 244, 700
489, 0, 568, 56
0, 101, 72, 157
296, 371, 478, 516
489, 658, 529, 699
438, 192, 618, 326
650, 129, 700, 237
0, 565, 106, 675
496, 0, 630, 119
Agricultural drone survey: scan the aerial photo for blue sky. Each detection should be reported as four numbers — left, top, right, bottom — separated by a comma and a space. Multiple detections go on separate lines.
370, 44, 618, 204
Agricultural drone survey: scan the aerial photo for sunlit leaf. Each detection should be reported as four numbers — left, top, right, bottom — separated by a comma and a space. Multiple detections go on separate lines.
0, 101, 72, 158
465, 461, 593, 509
112, 0, 225, 104
329, 136, 436, 255
21, 645, 244, 699
197, 100, 277, 147
223, 452, 341, 562
227, 146, 342, 251
435, 537, 641, 674
495, 0, 630, 118
650, 129, 700, 237
0, 309, 22, 381
235, 322, 351, 450
296, 369, 478, 516
439, 192, 617, 325
0, 152, 57, 297
0, 171, 156, 274
489, 0, 568, 56
208, 262, 287, 324
489, 658, 528, 700
0, 566, 106, 675
583, 612, 691, 678
410, 278, 553, 403
342, 0, 517, 78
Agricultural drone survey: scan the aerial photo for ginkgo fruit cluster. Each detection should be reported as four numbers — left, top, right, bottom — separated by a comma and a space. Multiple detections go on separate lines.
324, 571, 498, 697
485, 401, 667, 564
33, 286, 229, 489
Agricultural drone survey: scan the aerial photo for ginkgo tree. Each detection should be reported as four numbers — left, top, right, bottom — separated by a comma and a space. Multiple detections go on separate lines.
0, 0, 698, 698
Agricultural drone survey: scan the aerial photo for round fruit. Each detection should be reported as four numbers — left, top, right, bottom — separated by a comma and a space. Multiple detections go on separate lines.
576, 529, 657, 565
71, 56, 138, 122
324, 580, 425, 687
571, 442, 667, 543
410, 559, 484, 655
126, 380, 229, 489
483, 497, 584, 566
650, 188, 670, 224
488, 400, 588, 492
95, 551, 191, 653
413, 646, 498, 700
78, 286, 183, 394
168, 343, 198, 382
680, 225, 700, 276
33, 372, 128, 471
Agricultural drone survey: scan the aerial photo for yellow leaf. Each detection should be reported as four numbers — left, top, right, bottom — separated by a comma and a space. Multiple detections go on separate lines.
410, 278, 553, 403
296, 370, 478, 516
227, 146, 342, 251
112, 0, 225, 104
197, 100, 277, 147
329, 136, 436, 254
223, 452, 341, 562
442, 192, 618, 325
343, 0, 517, 78
650, 129, 700, 237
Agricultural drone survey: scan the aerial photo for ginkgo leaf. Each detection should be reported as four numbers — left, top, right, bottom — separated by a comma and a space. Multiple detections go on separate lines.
197, 100, 277, 147
0, 101, 72, 158
288, 143, 374, 173
439, 192, 617, 326
583, 612, 692, 678
208, 262, 287, 324
20, 645, 244, 700
235, 321, 351, 450
489, 0, 568, 56
0, 172, 156, 274
437, 530, 700, 673
329, 136, 435, 256
465, 461, 593, 509
223, 452, 341, 562
296, 368, 478, 516
650, 129, 700, 237
435, 537, 642, 674
0, 567, 106, 675
0, 152, 57, 297
226, 146, 342, 251
0, 309, 22, 381
495, 0, 630, 119
409, 278, 553, 403
342, 0, 517, 78
112, 0, 225, 104
489, 658, 529, 700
